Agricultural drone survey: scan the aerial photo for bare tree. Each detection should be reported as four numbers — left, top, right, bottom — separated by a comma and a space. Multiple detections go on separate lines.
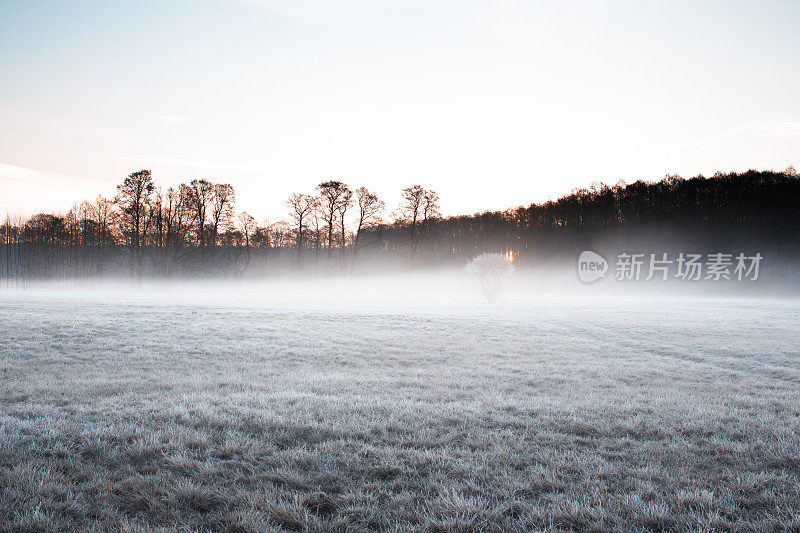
422, 188, 440, 224
75, 201, 96, 247
147, 186, 196, 276
3, 214, 15, 286
252, 218, 271, 249
238, 212, 256, 249
352, 187, 384, 269
269, 220, 291, 249
399, 185, 423, 232
186, 179, 214, 246
210, 183, 235, 246
116, 169, 154, 248
398, 184, 439, 263
94, 195, 113, 248
116, 169, 155, 277
310, 197, 322, 265
337, 188, 353, 266
316, 180, 350, 262
150, 189, 164, 248
69, 201, 97, 277
465, 253, 514, 303
91, 195, 113, 276
287, 193, 315, 264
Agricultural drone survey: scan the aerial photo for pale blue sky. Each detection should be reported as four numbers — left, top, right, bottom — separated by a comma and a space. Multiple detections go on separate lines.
1, 0, 799, 218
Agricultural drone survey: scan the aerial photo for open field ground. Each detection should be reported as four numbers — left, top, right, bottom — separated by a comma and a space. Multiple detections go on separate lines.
1, 284, 800, 531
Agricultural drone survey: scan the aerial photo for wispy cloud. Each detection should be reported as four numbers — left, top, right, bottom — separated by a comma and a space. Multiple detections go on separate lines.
749, 118, 800, 139
0, 163, 87, 186
149, 114, 194, 124
669, 117, 800, 153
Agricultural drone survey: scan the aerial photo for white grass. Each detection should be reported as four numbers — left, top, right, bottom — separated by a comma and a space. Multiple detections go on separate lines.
1, 284, 799, 531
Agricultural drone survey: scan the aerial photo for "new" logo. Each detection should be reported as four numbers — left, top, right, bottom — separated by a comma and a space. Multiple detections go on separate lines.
578, 251, 608, 283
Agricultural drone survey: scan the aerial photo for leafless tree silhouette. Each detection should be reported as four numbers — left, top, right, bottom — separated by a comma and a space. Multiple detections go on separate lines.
186, 179, 214, 247
398, 184, 440, 264
116, 169, 154, 277
287, 193, 315, 265
352, 187, 384, 270
211, 183, 235, 247
317, 181, 351, 265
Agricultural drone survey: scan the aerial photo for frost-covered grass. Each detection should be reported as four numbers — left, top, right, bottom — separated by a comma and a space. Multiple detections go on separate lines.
1, 286, 800, 531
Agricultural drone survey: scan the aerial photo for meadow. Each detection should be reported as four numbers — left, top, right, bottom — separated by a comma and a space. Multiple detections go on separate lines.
1, 282, 799, 531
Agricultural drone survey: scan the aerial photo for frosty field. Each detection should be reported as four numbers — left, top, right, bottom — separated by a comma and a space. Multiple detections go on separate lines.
1, 285, 799, 532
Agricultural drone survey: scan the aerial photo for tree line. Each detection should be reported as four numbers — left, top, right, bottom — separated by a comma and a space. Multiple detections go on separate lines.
0, 170, 441, 281
1, 167, 798, 283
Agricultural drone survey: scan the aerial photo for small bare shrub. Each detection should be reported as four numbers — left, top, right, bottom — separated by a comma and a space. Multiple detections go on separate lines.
465, 253, 514, 303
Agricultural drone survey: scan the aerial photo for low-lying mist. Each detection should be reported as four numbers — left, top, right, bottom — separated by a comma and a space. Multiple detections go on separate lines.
5, 261, 796, 316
